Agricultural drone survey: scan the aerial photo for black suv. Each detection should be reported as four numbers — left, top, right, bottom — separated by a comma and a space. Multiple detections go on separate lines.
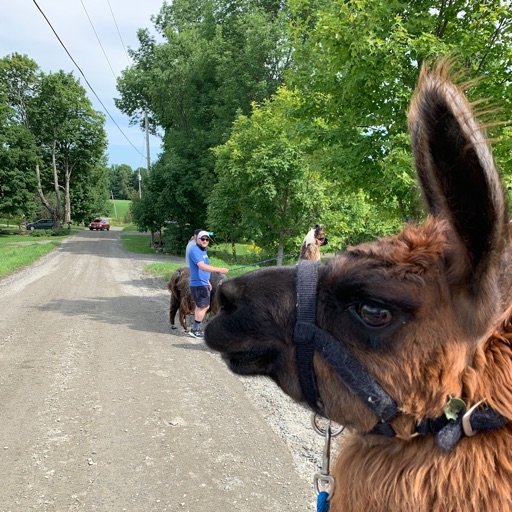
26, 219, 54, 230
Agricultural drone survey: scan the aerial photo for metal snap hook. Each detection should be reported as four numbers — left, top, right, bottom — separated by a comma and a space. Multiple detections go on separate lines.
311, 413, 345, 498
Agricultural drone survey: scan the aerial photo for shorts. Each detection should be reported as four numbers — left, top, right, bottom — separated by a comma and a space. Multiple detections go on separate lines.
190, 285, 210, 308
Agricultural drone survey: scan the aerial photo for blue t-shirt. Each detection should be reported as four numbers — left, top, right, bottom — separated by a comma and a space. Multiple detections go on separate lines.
188, 244, 210, 286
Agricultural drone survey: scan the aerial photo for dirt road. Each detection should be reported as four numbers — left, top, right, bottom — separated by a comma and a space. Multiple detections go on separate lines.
0, 229, 313, 511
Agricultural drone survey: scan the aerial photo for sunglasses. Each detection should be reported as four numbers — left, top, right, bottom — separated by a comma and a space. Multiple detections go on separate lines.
200, 237, 210, 242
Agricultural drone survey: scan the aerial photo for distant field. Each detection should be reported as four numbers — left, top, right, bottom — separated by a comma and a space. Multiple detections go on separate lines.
109, 200, 131, 224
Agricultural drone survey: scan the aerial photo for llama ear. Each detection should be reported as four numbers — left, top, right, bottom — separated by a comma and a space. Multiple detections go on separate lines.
408, 63, 508, 281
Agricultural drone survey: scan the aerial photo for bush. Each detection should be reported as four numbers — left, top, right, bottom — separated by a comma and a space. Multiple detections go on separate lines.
162, 223, 191, 256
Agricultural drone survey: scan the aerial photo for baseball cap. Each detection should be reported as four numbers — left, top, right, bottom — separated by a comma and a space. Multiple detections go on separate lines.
197, 230, 210, 239
193, 228, 202, 236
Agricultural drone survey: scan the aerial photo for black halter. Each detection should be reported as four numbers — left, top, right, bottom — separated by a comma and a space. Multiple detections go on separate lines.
293, 259, 508, 451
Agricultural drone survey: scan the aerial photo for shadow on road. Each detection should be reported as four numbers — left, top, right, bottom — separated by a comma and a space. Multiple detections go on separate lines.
36, 294, 170, 335
172, 342, 211, 352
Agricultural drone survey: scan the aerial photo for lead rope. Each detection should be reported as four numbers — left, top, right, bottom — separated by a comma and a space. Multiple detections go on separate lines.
312, 414, 344, 512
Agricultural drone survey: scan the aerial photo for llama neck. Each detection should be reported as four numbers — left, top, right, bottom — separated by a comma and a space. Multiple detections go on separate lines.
332, 426, 512, 512
462, 308, 512, 421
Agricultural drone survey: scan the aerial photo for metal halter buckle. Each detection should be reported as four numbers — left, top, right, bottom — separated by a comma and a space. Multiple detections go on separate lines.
461, 400, 485, 437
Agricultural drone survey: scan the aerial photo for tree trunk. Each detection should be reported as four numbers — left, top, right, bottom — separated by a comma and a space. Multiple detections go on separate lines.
231, 236, 237, 262
64, 159, 72, 225
51, 141, 62, 228
35, 163, 57, 227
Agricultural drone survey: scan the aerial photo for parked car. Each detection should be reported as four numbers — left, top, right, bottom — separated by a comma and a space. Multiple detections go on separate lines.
89, 218, 110, 231
26, 218, 54, 230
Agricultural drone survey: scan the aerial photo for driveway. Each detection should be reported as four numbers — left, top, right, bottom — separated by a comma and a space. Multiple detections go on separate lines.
0, 229, 315, 511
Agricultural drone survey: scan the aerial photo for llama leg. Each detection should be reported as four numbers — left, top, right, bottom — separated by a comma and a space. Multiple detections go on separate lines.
169, 294, 179, 329
180, 307, 189, 332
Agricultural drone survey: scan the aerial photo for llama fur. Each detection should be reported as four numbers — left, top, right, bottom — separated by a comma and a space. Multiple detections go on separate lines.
299, 224, 327, 261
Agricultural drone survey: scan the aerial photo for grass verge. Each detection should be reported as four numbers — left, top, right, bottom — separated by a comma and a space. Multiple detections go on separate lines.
0, 235, 64, 279
120, 233, 155, 254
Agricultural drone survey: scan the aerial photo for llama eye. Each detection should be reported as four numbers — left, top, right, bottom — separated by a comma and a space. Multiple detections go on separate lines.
356, 304, 392, 327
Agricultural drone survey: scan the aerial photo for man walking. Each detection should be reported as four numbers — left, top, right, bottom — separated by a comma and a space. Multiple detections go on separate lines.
187, 230, 229, 338
185, 229, 201, 267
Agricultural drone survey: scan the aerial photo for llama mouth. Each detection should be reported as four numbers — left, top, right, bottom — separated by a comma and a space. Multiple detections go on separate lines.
222, 348, 277, 376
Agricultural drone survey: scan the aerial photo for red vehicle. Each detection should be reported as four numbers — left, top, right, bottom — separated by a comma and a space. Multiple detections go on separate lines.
89, 218, 110, 231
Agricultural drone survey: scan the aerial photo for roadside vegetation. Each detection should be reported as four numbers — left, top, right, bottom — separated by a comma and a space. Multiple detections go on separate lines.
0, 216, 271, 282
0, 233, 68, 279
119, 1, 512, 261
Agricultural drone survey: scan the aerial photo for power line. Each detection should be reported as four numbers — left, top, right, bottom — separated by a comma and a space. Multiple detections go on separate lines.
79, 0, 118, 82
31, 0, 146, 160
106, 0, 131, 65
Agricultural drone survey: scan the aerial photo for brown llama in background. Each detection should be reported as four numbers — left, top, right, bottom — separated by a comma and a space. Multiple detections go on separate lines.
168, 267, 224, 331
205, 61, 512, 511
299, 224, 328, 261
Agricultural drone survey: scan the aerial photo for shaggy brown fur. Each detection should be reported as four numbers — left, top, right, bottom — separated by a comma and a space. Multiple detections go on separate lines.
204, 61, 512, 511
299, 224, 327, 261
167, 267, 224, 331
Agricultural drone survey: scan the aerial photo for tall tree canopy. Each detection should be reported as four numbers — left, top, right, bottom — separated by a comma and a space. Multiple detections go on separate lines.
0, 53, 109, 225
286, 0, 512, 220
116, 0, 292, 231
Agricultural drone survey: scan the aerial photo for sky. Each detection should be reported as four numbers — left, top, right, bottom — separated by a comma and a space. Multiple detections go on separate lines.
1, 0, 165, 170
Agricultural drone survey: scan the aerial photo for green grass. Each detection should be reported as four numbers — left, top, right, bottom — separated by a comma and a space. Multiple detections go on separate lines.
0, 234, 66, 279
122, 223, 139, 231
120, 233, 155, 254
109, 199, 131, 224
145, 262, 184, 282
144, 259, 259, 282
0, 217, 22, 229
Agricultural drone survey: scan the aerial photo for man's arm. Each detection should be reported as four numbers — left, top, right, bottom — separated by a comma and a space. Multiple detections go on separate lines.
197, 261, 229, 274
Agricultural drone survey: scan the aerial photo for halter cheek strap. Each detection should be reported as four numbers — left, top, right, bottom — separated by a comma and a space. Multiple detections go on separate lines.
293, 259, 509, 450
294, 260, 399, 428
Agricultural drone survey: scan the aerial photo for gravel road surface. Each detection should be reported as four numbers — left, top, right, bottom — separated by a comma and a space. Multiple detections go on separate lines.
0, 229, 324, 512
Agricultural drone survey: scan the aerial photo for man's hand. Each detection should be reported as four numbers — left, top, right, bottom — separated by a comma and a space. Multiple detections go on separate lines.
197, 262, 230, 274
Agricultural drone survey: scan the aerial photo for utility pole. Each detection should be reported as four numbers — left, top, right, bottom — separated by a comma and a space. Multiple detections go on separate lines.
144, 107, 151, 173
111, 190, 118, 219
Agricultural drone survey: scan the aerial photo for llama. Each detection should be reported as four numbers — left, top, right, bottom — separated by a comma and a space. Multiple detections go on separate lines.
168, 267, 224, 331
299, 224, 328, 261
205, 61, 512, 511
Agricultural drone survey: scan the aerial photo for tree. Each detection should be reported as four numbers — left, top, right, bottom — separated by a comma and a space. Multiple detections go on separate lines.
286, 0, 512, 221
29, 70, 107, 226
0, 54, 109, 226
0, 99, 38, 220
131, 164, 169, 247
109, 163, 134, 199
0, 54, 39, 221
116, 0, 292, 232
210, 89, 328, 264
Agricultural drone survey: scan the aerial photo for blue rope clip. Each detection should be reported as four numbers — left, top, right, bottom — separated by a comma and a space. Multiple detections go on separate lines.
317, 490, 330, 512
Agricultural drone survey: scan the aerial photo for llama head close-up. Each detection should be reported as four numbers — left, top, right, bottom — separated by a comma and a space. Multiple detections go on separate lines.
205, 61, 512, 511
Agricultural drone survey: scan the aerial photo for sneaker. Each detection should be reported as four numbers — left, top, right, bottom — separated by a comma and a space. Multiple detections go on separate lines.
189, 329, 204, 339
